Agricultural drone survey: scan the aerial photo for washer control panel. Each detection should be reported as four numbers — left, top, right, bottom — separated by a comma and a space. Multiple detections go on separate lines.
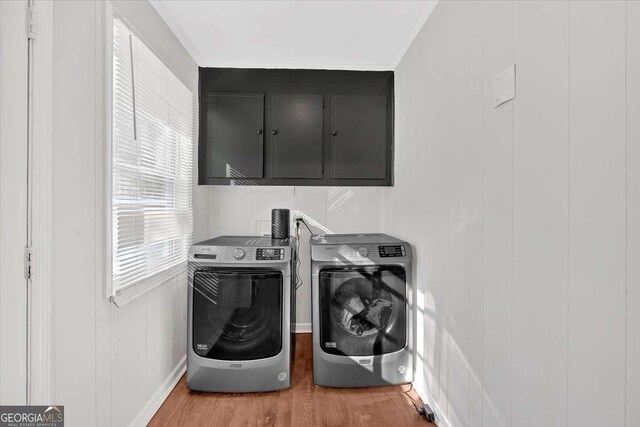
378, 245, 406, 258
256, 248, 285, 260
311, 243, 410, 262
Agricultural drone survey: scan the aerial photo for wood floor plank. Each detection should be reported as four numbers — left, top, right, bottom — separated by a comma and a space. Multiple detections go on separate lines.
149, 334, 433, 427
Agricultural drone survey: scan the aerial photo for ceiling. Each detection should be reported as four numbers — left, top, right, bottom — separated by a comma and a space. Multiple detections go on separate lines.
149, 1, 437, 70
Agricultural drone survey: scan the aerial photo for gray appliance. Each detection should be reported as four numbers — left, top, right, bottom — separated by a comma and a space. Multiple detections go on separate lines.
311, 233, 413, 387
187, 236, 296, 392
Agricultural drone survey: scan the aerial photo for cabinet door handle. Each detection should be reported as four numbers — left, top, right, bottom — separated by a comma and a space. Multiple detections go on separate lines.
257, 129, 263, 135
331, 131, 338, 136
271, 129, 278, 136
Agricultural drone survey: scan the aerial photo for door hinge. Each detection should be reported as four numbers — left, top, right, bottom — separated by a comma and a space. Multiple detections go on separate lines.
27, 5, 38, 40
25, 246, 35, 280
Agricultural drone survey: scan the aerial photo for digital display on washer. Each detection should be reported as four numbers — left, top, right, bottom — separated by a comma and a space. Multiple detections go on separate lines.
256, 248, 284, 260
378, 245, 406, 257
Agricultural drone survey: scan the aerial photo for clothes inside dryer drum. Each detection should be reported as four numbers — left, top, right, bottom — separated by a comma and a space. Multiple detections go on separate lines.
319, 266, 406, 357
330, 279, 393, 336
366, 298, 393, 328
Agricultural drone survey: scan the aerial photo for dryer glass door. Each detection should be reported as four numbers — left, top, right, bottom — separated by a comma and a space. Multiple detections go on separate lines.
319, 266, 406, 356
192, 269, 282, 360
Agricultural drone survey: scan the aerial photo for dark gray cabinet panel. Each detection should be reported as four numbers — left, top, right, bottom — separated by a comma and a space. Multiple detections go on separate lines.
270, 94, 323, 178
206, 93, 264, 179
330, 95, 387, 179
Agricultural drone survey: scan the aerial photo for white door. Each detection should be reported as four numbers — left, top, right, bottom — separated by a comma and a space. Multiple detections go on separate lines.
0, 0, 29, 404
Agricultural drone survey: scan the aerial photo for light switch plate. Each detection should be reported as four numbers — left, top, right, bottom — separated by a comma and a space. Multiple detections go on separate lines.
493, 64, 516, 108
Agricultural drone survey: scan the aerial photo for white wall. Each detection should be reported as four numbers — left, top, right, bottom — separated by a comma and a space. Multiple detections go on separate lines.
387, 1, 640, 426
208, 185, 385, 329
51, 1, 204, 425
0, 0, 29, 405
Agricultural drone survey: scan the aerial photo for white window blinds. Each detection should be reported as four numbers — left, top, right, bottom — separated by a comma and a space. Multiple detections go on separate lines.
112, 18, 193, 292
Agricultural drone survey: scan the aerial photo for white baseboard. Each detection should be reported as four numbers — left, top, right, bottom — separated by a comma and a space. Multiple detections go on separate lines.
413, 380, 453, 427
294, 322, 312, 333
129, 355, 186, 427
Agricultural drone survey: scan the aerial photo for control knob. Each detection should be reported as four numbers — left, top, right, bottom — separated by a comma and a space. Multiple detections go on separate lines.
357, 247, 369, 257
233, 248, 245, 260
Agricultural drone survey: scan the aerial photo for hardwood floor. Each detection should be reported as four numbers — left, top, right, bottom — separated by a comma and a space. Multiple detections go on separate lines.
149, 334, 433, 426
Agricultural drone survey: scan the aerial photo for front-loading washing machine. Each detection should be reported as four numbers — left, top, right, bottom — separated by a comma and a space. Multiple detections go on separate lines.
311, 233, 412, 387
187, 236, 296, 392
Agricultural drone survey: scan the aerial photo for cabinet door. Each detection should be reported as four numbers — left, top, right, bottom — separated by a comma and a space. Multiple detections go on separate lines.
330, 95, 387, 179
206, 93, 264, 179
270, 94, 323, 178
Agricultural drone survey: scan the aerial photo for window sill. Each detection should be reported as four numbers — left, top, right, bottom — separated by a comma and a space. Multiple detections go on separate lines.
109, 262, 187, 308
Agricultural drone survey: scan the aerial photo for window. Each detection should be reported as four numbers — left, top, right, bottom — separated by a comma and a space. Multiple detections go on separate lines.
111, 18, 193, 296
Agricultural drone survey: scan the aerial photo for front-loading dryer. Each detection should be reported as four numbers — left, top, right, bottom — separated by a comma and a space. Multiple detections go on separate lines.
187, 236, 296, 392
310, 233, 412, 387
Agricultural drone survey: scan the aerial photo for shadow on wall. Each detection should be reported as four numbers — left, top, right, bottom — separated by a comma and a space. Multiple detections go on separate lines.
415, 283, 505, 426
291, 209, 333, 234
327, 187, 354, 213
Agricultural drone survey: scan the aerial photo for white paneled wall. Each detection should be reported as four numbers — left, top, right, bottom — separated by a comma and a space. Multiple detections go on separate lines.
52, 2, 101, 422
628, 4, 640, 426
512, 3, 569, 426
208, 185, 385, 328
389, 1, 639, 426
481, 3, 513, 426
568, 3, 627, 426
0, 0, 29, 405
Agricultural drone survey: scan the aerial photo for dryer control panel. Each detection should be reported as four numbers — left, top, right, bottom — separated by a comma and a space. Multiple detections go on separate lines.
378, 245, 406, 258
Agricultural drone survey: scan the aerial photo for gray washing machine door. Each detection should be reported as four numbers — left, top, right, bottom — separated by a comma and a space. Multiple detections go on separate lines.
192, 269, 282, 360
319, 266, 406, 356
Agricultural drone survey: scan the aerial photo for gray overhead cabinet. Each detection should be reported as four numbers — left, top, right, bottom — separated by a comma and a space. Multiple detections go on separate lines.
199, 68, 393, 186
330, 95, 387, 180
270, 94, 323, 179
206, 93, 265, 179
